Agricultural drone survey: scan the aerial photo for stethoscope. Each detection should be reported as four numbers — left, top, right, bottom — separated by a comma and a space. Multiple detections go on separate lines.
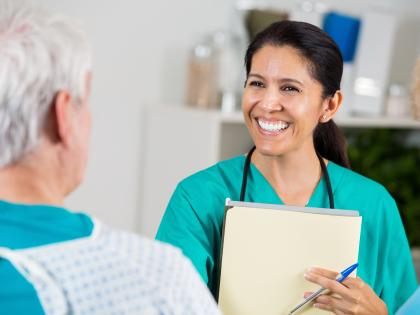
239, 146, 335, 209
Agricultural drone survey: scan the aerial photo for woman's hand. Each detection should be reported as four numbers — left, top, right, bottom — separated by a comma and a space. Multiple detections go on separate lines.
303, 267, 388, 315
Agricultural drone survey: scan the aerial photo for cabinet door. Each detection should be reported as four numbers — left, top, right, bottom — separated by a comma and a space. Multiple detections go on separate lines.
140, 107, 221, 237
219, 122, 253, 160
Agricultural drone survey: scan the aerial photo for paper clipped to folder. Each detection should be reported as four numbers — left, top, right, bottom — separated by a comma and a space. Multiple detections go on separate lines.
217, 199, 362, 315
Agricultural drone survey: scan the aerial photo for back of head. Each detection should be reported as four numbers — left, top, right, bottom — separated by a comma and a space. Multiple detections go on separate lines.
245, 20, 350, 168
0, 1, 92, 168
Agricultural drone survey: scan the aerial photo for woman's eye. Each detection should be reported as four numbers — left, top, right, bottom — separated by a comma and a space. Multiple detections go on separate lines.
282, 85, 300, 93
249, 80, 264, 88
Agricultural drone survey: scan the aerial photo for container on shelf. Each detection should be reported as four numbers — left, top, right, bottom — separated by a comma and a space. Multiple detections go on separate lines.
386, 84, 411, 118
185, 31, 243, 112
351, 10, 397, 117
185, 39, 218, 109
411, 58, 420, 120
323, 11, 360, 63
212, 31, 243, 113
289, 0, 327, 28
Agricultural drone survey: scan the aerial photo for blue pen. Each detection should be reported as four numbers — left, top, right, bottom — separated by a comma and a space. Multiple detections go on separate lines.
289, 263, 359, 315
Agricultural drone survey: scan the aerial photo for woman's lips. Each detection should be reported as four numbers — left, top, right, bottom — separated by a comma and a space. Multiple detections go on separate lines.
255, 117, 290, 135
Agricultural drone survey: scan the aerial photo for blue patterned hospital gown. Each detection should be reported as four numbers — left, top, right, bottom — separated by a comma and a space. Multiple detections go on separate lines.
0, 200, 221, 315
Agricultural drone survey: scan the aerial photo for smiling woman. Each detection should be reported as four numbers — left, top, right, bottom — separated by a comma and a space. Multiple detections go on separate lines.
240, 21, 348, 207
242, 44, 335, 206
156, 21, 418, 315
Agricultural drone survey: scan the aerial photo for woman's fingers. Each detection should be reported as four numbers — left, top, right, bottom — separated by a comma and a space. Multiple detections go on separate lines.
314, 302, 347, 315
304, 269, 353, 300
303, 291, 313, 298
314, 293, 355, 313
303, 267, 378, 314
342, 276, 366, 290
307, 267, 339, 279
313, 302, 333, 311
305, 269, 387, 315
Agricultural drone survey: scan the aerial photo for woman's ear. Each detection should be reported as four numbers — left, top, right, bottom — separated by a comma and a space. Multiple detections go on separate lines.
319, 90, 343, 123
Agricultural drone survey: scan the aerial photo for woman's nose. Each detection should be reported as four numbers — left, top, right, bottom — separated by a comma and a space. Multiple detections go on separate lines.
259, 88, 284, 111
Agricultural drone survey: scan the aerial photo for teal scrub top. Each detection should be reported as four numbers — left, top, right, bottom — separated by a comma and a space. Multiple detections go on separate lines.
156, 155, 418, 314
0, 200, 93, 314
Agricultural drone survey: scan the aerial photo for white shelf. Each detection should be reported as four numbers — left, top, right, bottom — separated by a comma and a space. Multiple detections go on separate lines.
166, 107, 420, 129
335, 116, 420, 129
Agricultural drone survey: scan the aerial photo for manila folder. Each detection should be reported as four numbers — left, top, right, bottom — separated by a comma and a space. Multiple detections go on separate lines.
218, 201, 362, 315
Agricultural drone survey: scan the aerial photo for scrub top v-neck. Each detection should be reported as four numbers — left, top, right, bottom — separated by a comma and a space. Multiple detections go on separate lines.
156, 155, 418, 314
240, 147, 334, 208
247, 158, 330, 208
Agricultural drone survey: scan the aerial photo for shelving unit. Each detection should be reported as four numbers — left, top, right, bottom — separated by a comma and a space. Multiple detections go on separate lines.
139, 105, 420, 238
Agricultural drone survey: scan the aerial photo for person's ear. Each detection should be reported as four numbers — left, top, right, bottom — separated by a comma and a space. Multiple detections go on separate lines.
53, 90, 74, 147
319, 90, 343, 123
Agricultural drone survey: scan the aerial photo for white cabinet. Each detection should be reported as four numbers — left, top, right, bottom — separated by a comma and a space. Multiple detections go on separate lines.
139, 105, 420, 238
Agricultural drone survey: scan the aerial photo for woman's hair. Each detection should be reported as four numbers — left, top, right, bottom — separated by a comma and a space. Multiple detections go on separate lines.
0, 1, 92, 167
244, 20, 350, 168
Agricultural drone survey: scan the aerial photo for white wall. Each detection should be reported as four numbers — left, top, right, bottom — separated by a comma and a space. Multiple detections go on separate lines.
37, 0, 234, 231
34, 0, 420, 234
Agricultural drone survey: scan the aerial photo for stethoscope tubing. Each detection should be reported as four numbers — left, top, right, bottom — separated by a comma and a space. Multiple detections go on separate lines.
240, 146, 335, 209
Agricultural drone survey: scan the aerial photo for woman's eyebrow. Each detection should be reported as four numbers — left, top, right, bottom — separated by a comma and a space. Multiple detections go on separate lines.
248, 73, 265, 80
278, 78, 304, 86
248, 73, 303, 86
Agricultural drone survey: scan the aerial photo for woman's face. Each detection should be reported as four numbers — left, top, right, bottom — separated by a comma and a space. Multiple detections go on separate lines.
242, 45, 328, 157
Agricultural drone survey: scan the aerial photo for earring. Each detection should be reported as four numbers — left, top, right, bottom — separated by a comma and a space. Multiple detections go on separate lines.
322, 114, 327, 121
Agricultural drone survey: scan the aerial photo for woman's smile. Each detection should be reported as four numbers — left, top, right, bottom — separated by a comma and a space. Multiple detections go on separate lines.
254, 117, 291, 136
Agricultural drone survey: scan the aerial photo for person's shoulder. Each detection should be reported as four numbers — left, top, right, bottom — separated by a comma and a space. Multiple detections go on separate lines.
95, 224, 191, 279
122, 231, 201, 284
139, 236, 221, 314
138, 233, 186, 262
0, 200, 94, 248
146, 238, 221, 314
330, 162, 394, 202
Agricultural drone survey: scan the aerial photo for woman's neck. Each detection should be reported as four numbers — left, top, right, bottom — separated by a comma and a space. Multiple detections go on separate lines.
252, 146, 323, 206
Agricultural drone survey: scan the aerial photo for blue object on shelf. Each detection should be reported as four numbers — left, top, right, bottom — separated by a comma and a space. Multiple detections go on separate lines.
323, 12, 361, 62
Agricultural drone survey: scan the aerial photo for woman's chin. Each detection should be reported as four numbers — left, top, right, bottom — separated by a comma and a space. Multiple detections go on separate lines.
255, 143, 289, 157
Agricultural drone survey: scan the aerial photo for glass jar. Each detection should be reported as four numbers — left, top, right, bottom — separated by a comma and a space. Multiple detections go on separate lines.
211, 31, 243, 113
185, 39, 218, 109
412, 58, 420, 120
386, 84, 410, 118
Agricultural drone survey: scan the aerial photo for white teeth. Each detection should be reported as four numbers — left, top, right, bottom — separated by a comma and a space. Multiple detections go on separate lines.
257, 119, 289, 132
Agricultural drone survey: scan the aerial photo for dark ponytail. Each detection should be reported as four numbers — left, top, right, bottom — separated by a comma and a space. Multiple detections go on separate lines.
314, 121, 350, 168
245, 20, 350, 168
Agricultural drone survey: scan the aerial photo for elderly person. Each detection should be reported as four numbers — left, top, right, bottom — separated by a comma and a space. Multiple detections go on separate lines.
0, 3, 221, 315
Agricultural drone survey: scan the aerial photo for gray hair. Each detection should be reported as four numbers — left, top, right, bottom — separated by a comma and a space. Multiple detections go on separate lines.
0, 1, 92, 167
